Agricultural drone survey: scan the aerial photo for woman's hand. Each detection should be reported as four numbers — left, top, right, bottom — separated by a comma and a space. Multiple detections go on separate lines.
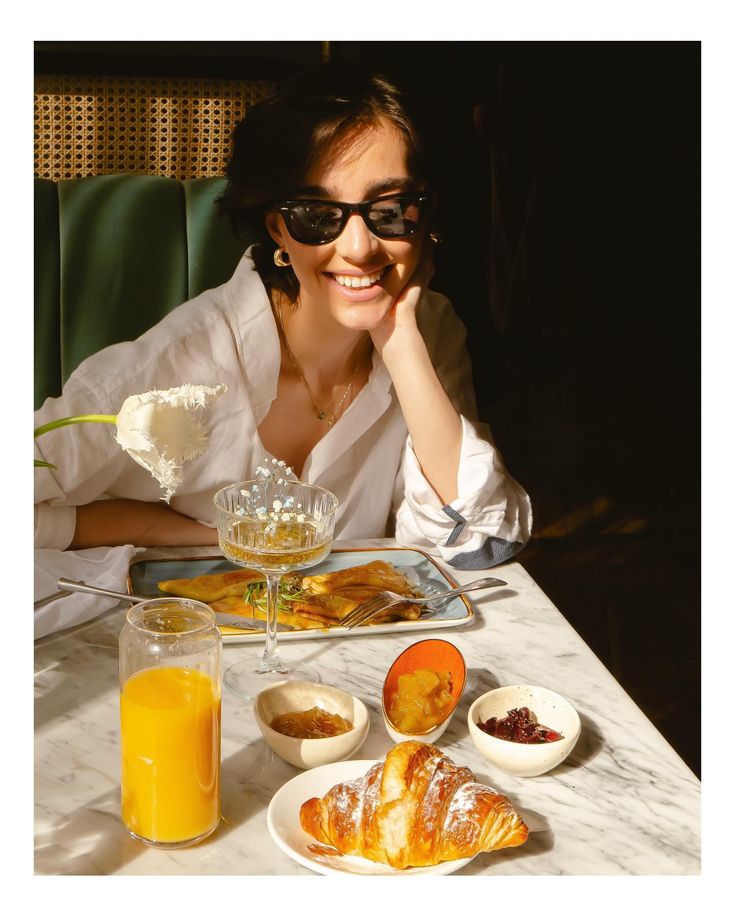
370, 243, 435, 357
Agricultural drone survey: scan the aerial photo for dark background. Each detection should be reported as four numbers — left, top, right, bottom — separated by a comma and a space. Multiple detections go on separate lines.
36, 41, 700, 775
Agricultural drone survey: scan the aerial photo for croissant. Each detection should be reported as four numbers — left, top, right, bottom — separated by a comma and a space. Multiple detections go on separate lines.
299, 741, 529, 868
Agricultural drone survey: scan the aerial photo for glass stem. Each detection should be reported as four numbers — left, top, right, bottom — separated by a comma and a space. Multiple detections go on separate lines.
257, 573, 286, 674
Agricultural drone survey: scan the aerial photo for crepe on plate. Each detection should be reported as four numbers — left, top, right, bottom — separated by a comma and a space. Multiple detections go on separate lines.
157, 560, 421, 631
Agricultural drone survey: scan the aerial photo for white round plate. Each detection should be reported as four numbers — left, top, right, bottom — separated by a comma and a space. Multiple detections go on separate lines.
266, 759, 475, 876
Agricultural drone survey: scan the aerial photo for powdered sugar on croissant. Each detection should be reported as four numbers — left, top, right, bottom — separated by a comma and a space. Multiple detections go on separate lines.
300, 741, 529, 868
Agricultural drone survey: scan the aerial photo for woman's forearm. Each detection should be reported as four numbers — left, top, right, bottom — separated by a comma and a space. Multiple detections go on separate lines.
70, 499, 219, 549
380, 332, 462, 505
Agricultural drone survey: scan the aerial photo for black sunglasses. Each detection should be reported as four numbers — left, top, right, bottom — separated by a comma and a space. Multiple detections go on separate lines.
271, 193, 430, 245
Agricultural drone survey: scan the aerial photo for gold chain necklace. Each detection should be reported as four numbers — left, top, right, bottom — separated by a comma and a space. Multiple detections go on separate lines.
276, 302, 363, 428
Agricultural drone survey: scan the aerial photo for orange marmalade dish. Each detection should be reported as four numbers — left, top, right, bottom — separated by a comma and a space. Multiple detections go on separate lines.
269, 706, 353, 739
386, 669, 454, 734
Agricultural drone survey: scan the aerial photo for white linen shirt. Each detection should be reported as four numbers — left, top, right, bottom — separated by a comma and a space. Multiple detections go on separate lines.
34, 252, 532, 568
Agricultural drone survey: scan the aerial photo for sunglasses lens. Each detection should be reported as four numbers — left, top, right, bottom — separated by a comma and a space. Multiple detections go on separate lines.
279, 196, 426, 244
286, 202, 345, 243
367, 197, 423, 238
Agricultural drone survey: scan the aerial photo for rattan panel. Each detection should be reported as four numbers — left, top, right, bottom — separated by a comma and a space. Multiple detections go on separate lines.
34, 74, 274, 181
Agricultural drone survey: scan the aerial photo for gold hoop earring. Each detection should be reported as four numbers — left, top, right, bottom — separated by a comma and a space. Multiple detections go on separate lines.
273, 247, 291, 267
429, 232, 443, 244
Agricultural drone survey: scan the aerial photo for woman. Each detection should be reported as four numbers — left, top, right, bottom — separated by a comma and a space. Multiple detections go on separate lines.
34, 66, 531, 569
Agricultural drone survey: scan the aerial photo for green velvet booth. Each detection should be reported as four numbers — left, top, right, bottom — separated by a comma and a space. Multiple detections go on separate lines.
34, 174, 251, 409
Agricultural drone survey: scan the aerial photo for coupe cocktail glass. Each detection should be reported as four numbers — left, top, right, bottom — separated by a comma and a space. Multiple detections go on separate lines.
213, 478, 338, 700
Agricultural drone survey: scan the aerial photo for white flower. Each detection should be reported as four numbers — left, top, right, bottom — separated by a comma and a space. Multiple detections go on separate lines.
114, 384, 226, 501
35, 383, 227, 502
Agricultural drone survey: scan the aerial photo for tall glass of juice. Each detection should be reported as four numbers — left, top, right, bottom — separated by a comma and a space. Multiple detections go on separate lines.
119, 598, 221, 848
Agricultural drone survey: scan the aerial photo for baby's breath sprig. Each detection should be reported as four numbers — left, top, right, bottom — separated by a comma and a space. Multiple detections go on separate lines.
247, 457, 307, 523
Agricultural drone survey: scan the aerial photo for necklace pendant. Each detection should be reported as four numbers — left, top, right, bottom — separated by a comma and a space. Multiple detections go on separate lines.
316, 410, 326, 421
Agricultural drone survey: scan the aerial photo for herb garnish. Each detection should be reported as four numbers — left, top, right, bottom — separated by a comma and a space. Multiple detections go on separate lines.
242, 573, 307, 614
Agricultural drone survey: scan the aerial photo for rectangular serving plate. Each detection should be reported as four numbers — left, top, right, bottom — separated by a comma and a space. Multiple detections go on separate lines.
128, 546, 474, 644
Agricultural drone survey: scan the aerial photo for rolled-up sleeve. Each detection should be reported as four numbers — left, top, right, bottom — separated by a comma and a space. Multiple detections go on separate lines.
34, 373, 128, 550
34, 490, 78, 550
392, 291, 532, 569
394, 416, 532, 568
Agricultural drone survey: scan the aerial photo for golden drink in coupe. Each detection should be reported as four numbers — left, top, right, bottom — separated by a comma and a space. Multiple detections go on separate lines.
219, 516, 331, 572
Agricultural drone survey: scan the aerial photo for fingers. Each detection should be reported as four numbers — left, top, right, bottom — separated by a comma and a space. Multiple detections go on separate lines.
401, 241, 435, 300
389, 236, 436, 319
416, 237, 436, 287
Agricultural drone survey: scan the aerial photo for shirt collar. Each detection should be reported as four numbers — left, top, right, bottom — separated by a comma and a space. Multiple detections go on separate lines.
223, 249, 281, 423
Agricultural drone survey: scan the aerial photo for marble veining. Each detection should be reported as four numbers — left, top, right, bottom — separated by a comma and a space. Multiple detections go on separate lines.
34, 539, 700, 875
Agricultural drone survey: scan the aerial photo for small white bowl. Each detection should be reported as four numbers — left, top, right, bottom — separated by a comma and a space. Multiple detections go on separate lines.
467, 685, 581, 777
382, 639, 466, 745
254, 680, 370, 770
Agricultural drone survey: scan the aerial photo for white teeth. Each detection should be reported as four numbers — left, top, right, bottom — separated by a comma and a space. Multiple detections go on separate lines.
332, 269, 385, 288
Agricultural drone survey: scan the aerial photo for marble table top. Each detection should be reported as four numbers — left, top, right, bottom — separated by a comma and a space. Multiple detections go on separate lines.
34, 539, 700, 875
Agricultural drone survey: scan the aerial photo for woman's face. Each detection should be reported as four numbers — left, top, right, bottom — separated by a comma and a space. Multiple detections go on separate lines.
265, 120, 426, 331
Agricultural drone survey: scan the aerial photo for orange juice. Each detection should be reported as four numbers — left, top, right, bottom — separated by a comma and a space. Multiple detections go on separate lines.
120, 666, 221, 845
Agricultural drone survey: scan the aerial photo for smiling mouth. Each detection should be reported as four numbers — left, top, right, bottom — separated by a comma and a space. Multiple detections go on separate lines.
327, 266, 391, 288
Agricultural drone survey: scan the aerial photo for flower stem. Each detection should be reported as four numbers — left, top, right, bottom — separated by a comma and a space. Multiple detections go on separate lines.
34, 414, 118, 439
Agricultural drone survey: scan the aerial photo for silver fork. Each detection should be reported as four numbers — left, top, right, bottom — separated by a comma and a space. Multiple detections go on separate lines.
339, 576, 507, 629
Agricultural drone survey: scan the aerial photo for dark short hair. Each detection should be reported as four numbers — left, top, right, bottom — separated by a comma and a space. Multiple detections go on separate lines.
217, 64, 432, 301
